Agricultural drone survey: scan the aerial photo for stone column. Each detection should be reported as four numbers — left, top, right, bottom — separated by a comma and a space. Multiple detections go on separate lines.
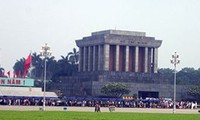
135, 46, 139, 72
78, 47, 82, 72
125, 46, 129, 72
153, 48, 158, 73
144, 47, 148, 73
149, 48, 153, 73
104, 44, 110, 71
88, 46, 91, 71
93, 46, 96, 71
115, 45, 119, 71
98, 45, 101, 71
149, 48, 154, 73
83, 46, 86, 72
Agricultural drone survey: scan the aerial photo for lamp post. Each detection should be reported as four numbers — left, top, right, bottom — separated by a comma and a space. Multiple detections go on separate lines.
40, 43, 51, 111
170, 52, 180, 114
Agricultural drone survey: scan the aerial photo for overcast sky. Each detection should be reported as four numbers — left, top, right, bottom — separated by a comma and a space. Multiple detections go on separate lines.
0, 0, 200, 72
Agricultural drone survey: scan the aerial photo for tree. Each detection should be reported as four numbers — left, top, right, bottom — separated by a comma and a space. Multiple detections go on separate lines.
158, 68, 173, 80
0, 67, 5, 77
67, 48, 79, 75
158, 67, 200, 85
46, 56, 57, 80
31, 52, 43, 79
177, 67, 200, 85
12, 48, 79, 84
13, 58, 26, 77
68, 48, 79, 65
101, 82, 130, 98
188, 86, 200, 101
56, 55, 71, 76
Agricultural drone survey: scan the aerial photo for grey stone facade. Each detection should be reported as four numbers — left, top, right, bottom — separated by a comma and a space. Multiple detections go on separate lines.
51, 30, 192, 100
76, 30, 162, 73
53, 71, 192, 100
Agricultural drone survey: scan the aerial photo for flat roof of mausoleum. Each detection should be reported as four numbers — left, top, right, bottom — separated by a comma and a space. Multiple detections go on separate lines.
76, 29, 162, 48
92, 29, 146, 36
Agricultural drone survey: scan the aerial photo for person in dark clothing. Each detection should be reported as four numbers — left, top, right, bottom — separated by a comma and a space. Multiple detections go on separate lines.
94, 103, 101, 112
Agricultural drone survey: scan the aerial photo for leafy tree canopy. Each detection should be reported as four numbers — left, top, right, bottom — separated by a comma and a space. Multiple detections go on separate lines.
101, 82, 130, 98
0, 67, 5, 77
12, 48, 79, 88
188, 86, 200, 101
158, 67, 200, 85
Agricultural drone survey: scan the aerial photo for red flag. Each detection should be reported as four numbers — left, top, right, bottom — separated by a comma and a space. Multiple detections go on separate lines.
24, 53, 31, 73
7, 71, 10, 78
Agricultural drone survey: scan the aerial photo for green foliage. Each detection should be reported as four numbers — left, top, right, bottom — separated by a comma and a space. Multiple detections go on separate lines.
159, 68, 200, 101
12, 48, 79, 87
31, 52, 43, 79
0, 67, 4, 77
188, 86, 200, 101
158, 67, 200, 85
68, 48, 79, 65
13, 58, 26, 76
177, 67, 200, 85
158, 68, 174, 80
101, 82, 130, 97
0, 111, 200, 120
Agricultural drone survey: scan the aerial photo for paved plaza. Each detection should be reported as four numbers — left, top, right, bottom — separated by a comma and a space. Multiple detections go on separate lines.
0, 105, 199, 114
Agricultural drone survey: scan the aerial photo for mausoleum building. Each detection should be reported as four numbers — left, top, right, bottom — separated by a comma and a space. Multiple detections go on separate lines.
76, 30, 162, 73
52, 30, 192, 100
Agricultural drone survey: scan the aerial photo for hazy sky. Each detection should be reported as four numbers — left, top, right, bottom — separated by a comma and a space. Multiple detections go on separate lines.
0, 0, 200, 72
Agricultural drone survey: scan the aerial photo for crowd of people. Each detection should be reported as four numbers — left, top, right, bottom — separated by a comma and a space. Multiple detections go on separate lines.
0, 97, 57, 106
63, 97, 198, 109
0, 96, 198, 109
